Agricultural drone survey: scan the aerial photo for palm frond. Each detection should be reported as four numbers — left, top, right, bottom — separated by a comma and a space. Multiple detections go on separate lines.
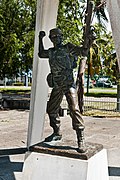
93, 0, 108, 27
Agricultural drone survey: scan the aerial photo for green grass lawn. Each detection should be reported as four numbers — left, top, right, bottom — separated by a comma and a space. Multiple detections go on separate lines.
0, 86, 31, 94
85, 87, 117, 97
0, 86, 117, 96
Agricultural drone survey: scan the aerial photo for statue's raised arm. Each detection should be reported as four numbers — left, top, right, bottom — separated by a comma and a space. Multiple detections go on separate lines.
38, 31, 49, 58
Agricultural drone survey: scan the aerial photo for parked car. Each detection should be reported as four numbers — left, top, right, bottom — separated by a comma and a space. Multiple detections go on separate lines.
84, 78, 94, 88
95, 80, 113, 88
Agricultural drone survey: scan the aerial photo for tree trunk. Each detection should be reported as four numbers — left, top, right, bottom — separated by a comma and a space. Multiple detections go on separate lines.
77, 57, 87, 114
87, 55, 90, 94
107, 0, 120, 112
77, 0, 93, 113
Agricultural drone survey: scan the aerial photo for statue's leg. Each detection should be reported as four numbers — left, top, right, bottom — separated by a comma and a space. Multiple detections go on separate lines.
65, 87, 86, 153
45, 87, 63, 142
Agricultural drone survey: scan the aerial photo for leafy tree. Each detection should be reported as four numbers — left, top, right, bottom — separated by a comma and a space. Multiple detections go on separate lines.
57, 4, 106, 72
57, 0, 84, 45
0, 0, 117, 84
0, 0, 36, 79
57, 0, 119, 112
58, 1, 117, 79
87, 24, 116, 80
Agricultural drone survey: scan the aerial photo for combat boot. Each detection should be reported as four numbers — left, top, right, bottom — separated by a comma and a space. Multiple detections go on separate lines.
44, 126, 62, 142
76, 127, 86, 153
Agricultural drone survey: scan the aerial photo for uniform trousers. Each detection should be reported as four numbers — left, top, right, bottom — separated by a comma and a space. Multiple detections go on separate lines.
47, 85, 84, 132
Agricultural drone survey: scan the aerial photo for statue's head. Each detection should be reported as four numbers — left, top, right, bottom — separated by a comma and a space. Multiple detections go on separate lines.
49, 28, 63, 46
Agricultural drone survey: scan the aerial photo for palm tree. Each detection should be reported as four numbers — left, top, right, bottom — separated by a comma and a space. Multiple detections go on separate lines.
77, 0, 108, 112
57, 0, 115, 113
85, 0, 108, 92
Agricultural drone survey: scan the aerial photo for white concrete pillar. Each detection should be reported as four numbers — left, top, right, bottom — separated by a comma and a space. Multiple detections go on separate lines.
107, 0, 120, 72
27, 0, 59, 147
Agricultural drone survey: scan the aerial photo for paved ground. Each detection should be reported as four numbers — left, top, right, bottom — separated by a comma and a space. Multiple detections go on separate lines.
0, 110, 120, 179
0, 110, 29, 180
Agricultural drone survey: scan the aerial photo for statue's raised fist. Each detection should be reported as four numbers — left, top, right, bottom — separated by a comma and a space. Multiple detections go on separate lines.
39, 31, 46, 38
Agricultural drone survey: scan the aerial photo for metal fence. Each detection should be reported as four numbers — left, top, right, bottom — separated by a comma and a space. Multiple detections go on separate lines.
60, 96, 120, 116
48, 88, 120, 116
84, 97, 118, 112
83, 97, 120, 116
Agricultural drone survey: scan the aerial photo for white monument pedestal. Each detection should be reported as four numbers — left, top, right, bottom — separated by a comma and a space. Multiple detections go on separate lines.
22, 142, 109, 180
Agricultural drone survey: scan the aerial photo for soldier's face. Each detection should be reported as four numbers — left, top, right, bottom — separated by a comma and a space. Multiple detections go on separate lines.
50, 34, 62, 46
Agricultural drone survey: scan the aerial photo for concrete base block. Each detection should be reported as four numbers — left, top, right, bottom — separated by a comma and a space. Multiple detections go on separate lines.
22, 143, 109, 180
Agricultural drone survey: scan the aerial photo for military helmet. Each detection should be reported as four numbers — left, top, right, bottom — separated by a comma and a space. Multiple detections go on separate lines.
49, 28, 63, 38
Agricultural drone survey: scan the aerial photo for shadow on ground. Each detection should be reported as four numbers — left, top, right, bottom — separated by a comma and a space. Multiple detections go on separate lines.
0, 147, 27, 156
0, 156, 23, 180
0, 148, 27, 180
108, 166, 120, 177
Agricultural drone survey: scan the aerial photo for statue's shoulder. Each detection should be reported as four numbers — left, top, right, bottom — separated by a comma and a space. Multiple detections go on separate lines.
66, 42, 74, 48
64, 42, 75, 52
49, 47, 54, 51
48, 47, 54, 53
63, 43, 71, 49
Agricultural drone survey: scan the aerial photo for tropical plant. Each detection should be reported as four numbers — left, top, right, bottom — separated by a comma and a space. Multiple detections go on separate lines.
0, 0, 36, 79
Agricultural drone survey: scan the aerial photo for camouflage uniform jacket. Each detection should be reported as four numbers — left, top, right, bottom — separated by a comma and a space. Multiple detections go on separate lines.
48, 43, 78, 88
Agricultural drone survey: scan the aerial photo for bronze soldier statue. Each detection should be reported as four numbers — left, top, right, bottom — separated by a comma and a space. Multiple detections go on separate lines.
38, 28, 91, 153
